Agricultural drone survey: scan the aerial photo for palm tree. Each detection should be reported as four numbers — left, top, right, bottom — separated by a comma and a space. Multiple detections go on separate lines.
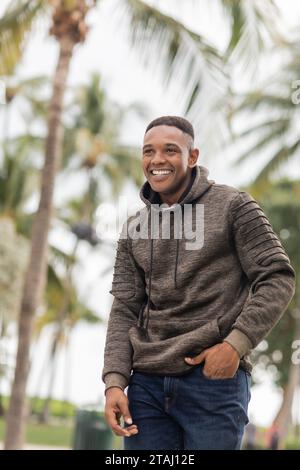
1, 1, 283, 143
32, 258, 101, 423
0, 0, 45, 76
0, 151, 34, 392
0, 75, 47, 152
15, 72, 146, 422
0, 123, 44, 416
0, 145, 38, 411
0, 152, 37, 232
62, 73, 145, 194
0, 73, 135, 423
0, 218, 29, 416
3, 0, 90, 450
0, 0, 283, 449
229, 38, 300, 185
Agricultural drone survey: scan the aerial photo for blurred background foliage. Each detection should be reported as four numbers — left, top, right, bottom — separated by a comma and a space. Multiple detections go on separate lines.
0, 0, 299, 450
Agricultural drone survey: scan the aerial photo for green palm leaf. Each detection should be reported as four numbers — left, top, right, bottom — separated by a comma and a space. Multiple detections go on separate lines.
233, 118, 291, 166
0, 0, 46, 76
122, 0, 226, 112
254, 139, 300, 184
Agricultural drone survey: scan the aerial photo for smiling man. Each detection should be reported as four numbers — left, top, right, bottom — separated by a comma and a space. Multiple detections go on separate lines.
142, 122, 196, 206
102, 116, 295, 450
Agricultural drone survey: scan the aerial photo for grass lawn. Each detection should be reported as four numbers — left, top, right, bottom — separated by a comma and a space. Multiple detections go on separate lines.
0, 417, 73, 447
3, 417, 298, 450
0, 417, 123, 449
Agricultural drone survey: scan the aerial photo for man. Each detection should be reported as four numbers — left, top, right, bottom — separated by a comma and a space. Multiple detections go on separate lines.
102, 116, 295, 450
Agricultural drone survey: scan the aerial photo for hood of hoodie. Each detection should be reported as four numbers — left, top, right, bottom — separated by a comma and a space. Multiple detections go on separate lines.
137, 165, 215, 338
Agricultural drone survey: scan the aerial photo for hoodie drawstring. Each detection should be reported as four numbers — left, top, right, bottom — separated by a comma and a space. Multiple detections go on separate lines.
140, 209, 181, 337
144, 237, 153, 337
138, 209, 153, 338
174, 237, 179, 289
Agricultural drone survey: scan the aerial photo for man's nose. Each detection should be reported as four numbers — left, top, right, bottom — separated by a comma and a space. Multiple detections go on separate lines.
151, 151, 166, 164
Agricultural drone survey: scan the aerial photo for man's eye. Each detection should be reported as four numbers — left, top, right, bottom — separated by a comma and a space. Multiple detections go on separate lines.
166, 148, 176, 153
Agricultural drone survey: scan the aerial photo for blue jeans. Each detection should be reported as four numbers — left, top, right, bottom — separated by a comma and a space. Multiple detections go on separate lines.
124, 364, 251, 450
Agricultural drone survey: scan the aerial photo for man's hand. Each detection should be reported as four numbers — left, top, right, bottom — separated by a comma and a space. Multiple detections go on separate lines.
184, 342, 240, 379
104, 387, 138, 437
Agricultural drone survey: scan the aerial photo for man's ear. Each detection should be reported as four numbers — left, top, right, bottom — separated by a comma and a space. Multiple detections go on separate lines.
188, 148, 199, 167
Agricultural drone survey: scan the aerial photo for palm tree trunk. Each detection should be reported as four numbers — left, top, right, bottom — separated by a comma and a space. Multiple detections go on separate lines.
4, 35, 75, 450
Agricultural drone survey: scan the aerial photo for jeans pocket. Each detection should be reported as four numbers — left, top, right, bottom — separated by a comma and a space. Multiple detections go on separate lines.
198, 363, 238, 382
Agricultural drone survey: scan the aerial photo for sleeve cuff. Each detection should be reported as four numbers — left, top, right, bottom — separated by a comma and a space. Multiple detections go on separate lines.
104, 373, 129, 394
223, 329, 253, 358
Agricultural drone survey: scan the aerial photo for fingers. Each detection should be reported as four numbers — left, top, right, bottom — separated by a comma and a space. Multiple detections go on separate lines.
106, 408, 138, 437
123, 424, 139, 437
202, 366, 217, 379
185, 349, 207, 365
119, 399, 133, 427
105, 394, 139, 438
203, 365, 236, 379
124, 423, 139, 437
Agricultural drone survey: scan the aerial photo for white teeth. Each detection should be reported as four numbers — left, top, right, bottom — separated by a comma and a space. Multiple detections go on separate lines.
151, 170, 172, 175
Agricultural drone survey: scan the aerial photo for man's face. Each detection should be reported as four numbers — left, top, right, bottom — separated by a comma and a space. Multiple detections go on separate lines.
142, 125, 198, 195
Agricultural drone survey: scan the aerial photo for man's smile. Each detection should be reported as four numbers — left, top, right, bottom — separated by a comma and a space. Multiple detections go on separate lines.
149, 168, 174, 182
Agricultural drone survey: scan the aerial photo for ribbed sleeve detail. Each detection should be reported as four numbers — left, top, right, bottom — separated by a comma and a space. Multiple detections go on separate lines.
231, 192, 290, 268
110, 237, 136, 300
228, 191, 295, 352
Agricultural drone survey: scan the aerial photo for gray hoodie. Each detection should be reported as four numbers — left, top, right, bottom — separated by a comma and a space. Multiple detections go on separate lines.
102, 165, 295, 392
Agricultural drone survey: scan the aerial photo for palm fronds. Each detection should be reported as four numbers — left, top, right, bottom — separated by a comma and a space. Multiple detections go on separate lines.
0, 0, 46, 76
122, 0, 227, 114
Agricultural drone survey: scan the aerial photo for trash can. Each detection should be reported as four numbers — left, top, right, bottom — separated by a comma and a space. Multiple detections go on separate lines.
73, 409, 113, 450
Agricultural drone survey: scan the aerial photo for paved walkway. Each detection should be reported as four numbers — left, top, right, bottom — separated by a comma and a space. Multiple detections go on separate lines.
0, 442, 70, 450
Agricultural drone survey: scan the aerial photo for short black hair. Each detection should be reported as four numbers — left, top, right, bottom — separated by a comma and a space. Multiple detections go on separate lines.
145, 115, 194, 140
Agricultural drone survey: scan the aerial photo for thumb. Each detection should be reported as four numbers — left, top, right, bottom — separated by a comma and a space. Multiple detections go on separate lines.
119, 399, 133, 425
185, 349, 207, 365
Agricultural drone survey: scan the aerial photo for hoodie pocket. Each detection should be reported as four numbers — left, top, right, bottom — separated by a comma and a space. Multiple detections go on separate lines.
129, 317, 222, 375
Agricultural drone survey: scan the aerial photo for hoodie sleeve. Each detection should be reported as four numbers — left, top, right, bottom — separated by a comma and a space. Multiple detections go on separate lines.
224, 191, 296, 358
102, 220, 146, 393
